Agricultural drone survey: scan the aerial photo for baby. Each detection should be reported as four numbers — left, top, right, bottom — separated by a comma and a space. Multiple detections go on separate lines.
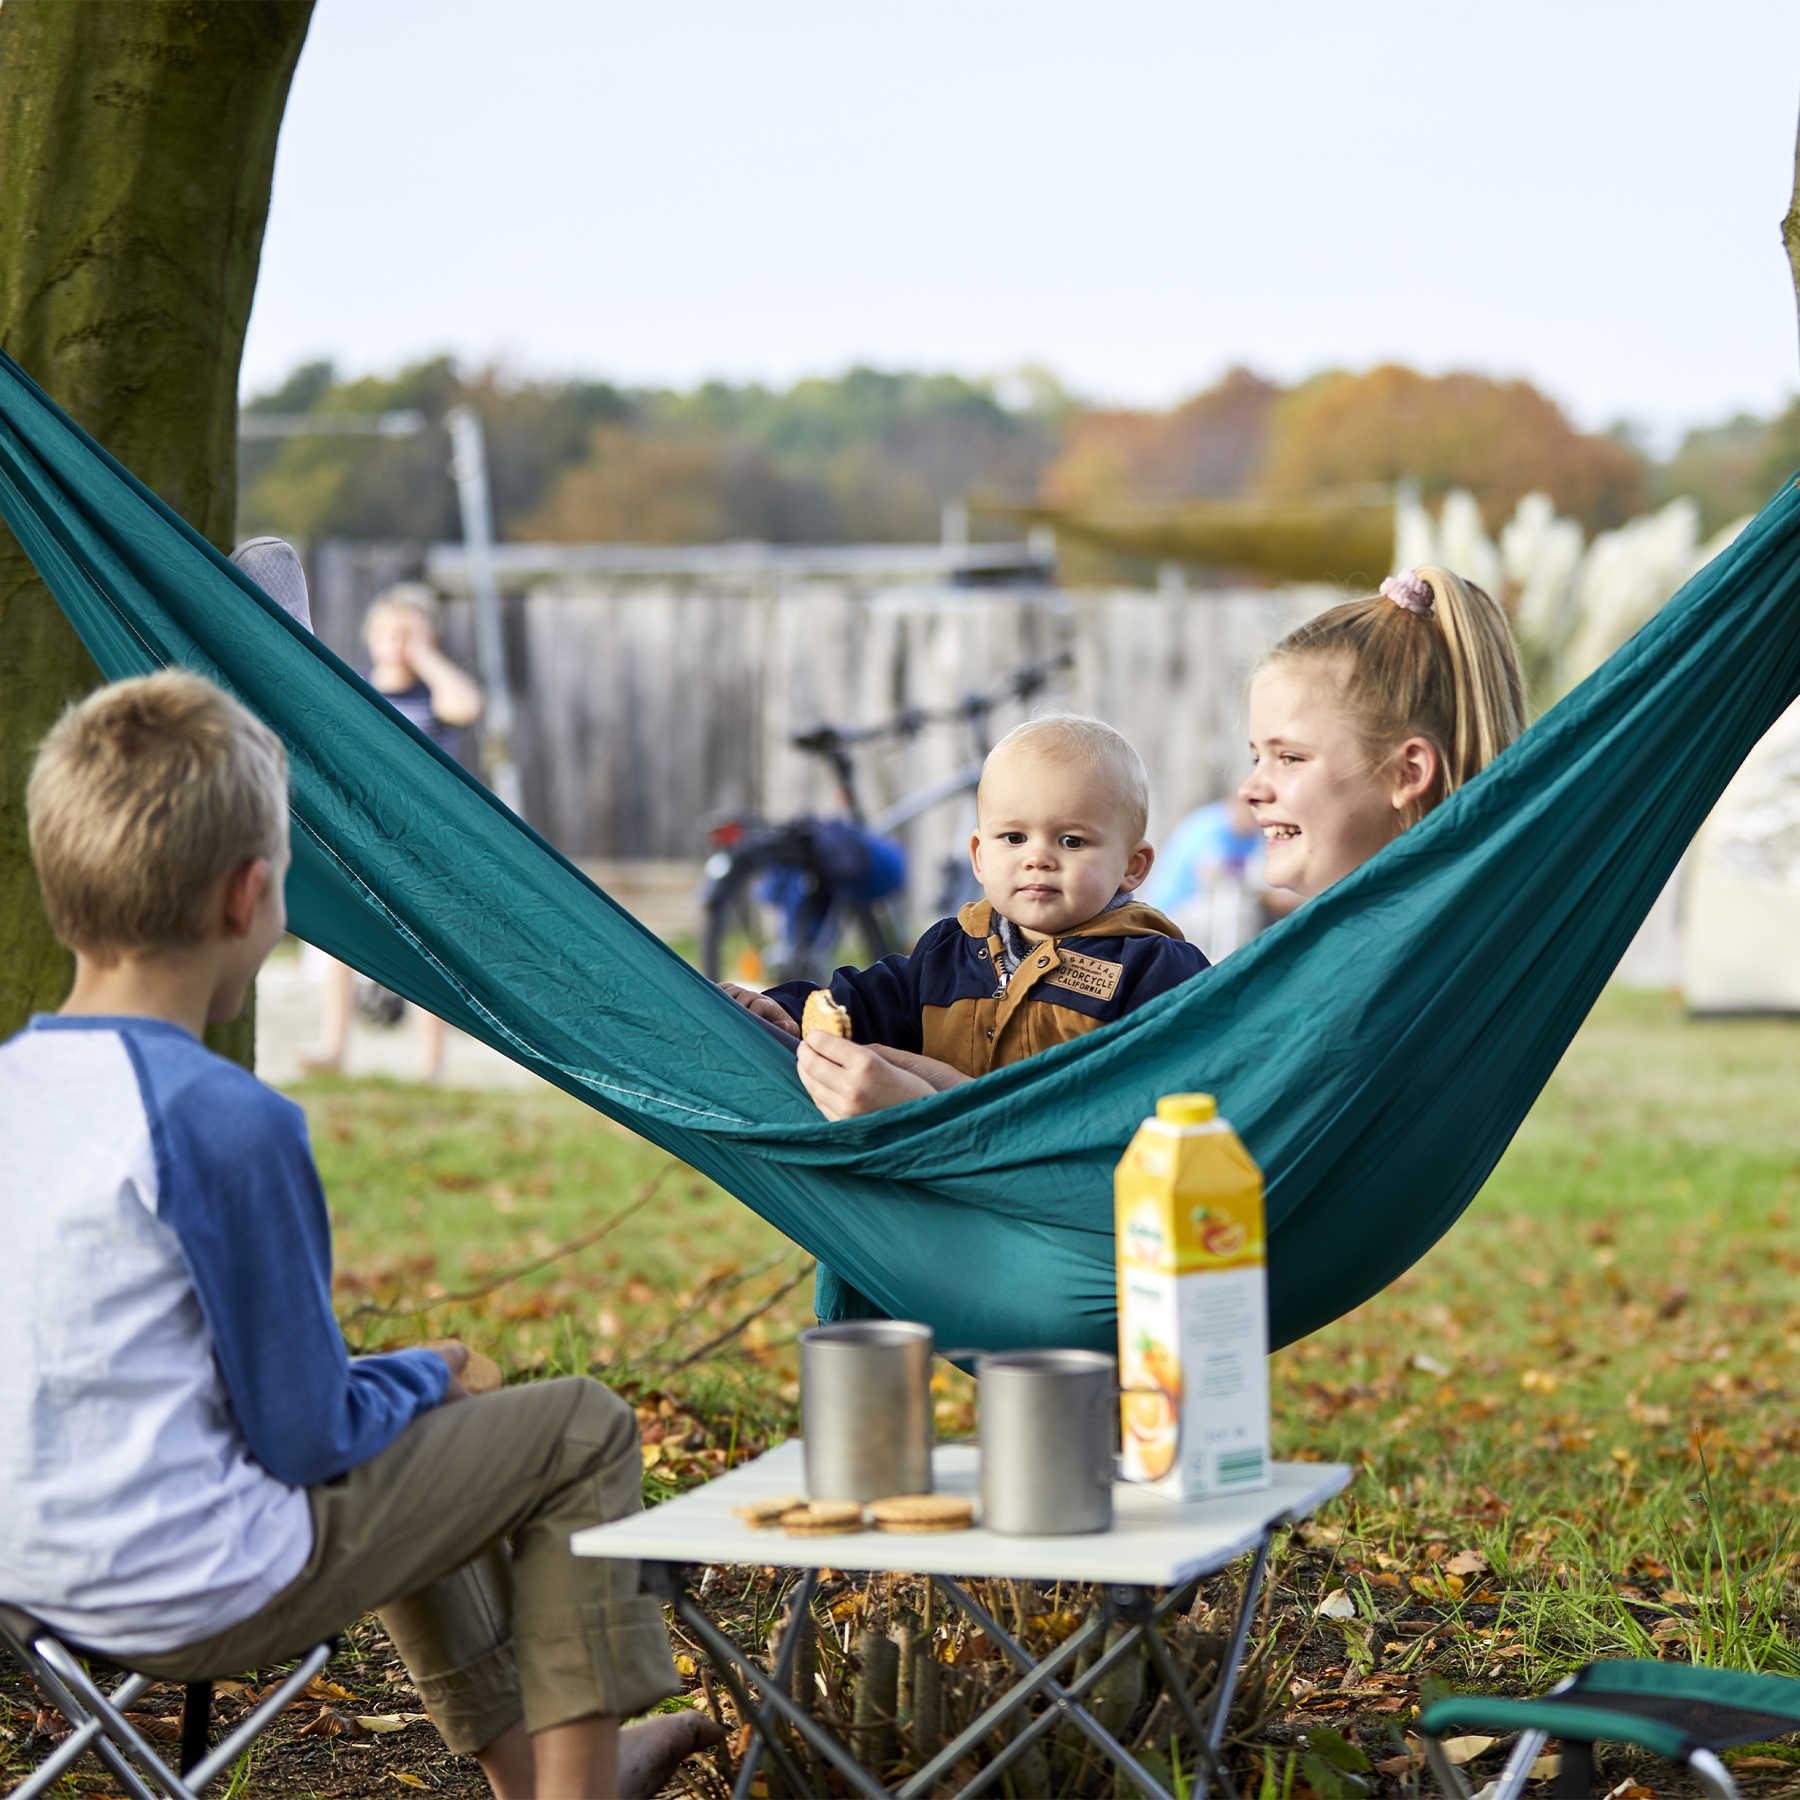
725, 714, 1208, 1077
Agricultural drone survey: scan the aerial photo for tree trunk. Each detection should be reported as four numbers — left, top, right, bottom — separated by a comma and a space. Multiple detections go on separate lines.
0, 0, 313, 1056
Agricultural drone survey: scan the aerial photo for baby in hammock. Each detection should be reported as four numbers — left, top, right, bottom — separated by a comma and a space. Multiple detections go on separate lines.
723, 715, 1209, 1080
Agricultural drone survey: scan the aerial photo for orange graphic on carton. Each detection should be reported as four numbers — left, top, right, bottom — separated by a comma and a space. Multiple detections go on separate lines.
1121, 1334, 1181, 1480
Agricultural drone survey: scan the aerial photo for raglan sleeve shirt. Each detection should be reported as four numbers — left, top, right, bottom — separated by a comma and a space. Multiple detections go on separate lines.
141, 1047, 449, 1488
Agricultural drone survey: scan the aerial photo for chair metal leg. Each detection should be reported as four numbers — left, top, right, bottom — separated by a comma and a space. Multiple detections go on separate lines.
6, 1627, 335, 1800
7, 1668, 155, 1800
179, 1682, 211, 1774
31, 1638, 189, 1799
1688, 1748, 1739, 1800
184, 1640, 334, 1793
1550, 1737, 1591, 1798
1421, 1732, 1476, 1800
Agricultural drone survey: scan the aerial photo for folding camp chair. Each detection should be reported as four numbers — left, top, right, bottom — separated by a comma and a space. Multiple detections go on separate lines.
1420, 1660, 1800, 1800
1, 1604, 332, 1799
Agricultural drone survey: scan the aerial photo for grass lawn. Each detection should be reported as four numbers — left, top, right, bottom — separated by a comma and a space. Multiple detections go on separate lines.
4, 989, 1795, 1796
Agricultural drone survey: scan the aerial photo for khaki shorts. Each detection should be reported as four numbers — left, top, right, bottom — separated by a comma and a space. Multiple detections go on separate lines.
132, 1377, 676, 1753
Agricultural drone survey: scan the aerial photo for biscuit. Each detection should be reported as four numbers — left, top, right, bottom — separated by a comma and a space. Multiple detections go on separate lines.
780, 1500, 865, 1528
783, 1516, 868, 1537
801, 988, 853, 1039
868, 1495, 974, 1533
423, 1341, 504, 1396
733, 1496, 807, 1528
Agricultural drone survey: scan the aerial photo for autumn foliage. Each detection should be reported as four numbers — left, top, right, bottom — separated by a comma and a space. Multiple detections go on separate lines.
1036, 363, 1649, 534
1252, 364, 1648, 529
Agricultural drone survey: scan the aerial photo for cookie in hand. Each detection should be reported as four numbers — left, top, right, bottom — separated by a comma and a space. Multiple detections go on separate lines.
801, 988, 853, 1039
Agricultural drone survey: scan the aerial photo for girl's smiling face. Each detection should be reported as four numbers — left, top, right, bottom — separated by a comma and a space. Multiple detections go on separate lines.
1240, 660, 1435, 898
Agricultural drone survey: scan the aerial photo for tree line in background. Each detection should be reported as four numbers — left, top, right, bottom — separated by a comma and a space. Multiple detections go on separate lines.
239, 353, 1800, 568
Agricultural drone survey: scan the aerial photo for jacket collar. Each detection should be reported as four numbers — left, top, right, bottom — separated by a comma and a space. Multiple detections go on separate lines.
956, 896, 1186, 943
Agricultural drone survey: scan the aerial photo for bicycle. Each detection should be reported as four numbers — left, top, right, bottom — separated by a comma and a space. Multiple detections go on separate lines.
699, 656, 1071, 987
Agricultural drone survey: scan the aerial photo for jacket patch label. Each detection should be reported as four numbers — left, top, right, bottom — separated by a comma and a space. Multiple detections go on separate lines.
1044, 949, 1122, 1002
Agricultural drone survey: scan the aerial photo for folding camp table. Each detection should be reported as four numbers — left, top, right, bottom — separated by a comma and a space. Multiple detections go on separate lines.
573, 1441, 1350, 1800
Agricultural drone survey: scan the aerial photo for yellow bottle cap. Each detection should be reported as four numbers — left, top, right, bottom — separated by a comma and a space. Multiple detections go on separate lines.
1155, 1092, 1217, 1125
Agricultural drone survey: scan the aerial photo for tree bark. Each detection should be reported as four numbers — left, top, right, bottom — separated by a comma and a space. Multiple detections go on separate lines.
0, 0, 313, 1055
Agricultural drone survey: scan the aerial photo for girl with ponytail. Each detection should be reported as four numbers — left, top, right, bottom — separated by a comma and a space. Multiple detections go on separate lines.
1240, 565, 1527, 898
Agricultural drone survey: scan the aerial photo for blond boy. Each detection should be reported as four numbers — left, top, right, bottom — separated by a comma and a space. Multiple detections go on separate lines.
727, 714, 1209, 1081
0, 672, 713, 1799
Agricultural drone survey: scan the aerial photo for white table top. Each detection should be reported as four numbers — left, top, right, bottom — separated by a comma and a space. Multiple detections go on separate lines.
574, 1441, 1351, 1588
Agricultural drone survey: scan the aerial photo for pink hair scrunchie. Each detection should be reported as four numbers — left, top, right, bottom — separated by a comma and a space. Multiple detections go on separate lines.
1380, 569, 1435, 616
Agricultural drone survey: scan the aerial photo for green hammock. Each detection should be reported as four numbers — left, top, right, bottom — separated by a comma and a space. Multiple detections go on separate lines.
2, 349, 1797, 1353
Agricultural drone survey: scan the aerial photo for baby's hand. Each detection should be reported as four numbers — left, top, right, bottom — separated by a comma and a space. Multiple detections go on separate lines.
720, 981, 800, 1036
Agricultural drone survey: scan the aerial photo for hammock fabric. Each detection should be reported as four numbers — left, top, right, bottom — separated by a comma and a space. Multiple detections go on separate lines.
2, 349, 1797, 1354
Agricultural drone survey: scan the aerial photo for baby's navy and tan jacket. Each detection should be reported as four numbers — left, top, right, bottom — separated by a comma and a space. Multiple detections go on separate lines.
768, 898, 1209, 1076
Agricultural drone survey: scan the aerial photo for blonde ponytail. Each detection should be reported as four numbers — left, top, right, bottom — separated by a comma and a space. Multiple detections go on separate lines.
1264, 563, 1526, 818
1420, 566, 1527, 791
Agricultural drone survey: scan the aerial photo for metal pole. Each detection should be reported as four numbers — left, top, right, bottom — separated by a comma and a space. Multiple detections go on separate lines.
444, 403, 524, 813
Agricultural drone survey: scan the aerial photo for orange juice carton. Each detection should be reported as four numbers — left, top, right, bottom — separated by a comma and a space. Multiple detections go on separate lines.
1115, 1092, 1269, 1497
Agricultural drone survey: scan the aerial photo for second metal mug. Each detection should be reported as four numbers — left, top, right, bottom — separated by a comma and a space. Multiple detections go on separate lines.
976, 1348, 1175, 1535
799, 1320, 935, 1501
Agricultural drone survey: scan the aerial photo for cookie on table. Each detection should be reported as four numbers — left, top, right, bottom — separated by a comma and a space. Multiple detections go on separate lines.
732, 1496, 808, 1528
869, 1494, 975, 1534
780, 1500, 867, 1536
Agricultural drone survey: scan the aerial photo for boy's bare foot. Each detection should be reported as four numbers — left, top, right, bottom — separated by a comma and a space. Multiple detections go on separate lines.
617, 1710, 725, 1797
296, 1047, 343, 1075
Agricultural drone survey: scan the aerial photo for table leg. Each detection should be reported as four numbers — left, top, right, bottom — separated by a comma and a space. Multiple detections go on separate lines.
1204, 1527, 1274, 1764
649, 1518, 1288, 1800
924, 1577, 1178, 1800
893, 1600, 1113, 1799
669, 1581, 892, 1800
730, 1567, 820, 1800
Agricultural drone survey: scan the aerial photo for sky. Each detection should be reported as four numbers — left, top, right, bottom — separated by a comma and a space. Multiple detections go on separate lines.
243, 0, 1800, 447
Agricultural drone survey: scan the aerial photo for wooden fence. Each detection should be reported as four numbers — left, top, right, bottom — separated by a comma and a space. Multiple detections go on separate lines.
310, 542, 1328, 915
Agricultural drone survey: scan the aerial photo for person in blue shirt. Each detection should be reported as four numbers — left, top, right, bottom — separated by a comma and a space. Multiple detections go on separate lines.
0, 671, 716, 1800
1139, 793, 1294, 960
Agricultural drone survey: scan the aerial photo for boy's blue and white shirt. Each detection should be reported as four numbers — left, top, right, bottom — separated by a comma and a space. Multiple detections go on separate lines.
0, 1016, 448, 1656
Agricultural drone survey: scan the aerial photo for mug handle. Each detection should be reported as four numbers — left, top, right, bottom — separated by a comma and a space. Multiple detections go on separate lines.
1104, 1382, 1182, 1486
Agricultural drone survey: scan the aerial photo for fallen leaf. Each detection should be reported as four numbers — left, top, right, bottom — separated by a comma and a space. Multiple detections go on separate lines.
356, 1713, 430, 1733
673, 1653, 697, 1678
1530, 1752, 1562, 1781
1410, 1352, 1452, 1376
1316, 1588, 1357, 1619
1439, 1734, 1497, 1765
389, 1776, 430, 1791
120, 1712, 181, 1743
296, 1704, 356, 1739
1444, 1549, 1489, 1576
1375, 1752, 1422, 1776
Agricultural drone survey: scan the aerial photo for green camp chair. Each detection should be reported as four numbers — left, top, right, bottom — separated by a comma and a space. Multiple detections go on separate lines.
1420, 1660, 1800, 1800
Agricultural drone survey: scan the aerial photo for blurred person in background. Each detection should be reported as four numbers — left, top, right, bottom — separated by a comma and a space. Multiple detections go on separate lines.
302, 584, 483, 1082
1139, 791, 1295, 961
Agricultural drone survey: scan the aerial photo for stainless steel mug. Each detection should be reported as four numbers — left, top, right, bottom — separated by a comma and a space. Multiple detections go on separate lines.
799, 1320, 935, 1501
976, 1349, 1176, 1535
